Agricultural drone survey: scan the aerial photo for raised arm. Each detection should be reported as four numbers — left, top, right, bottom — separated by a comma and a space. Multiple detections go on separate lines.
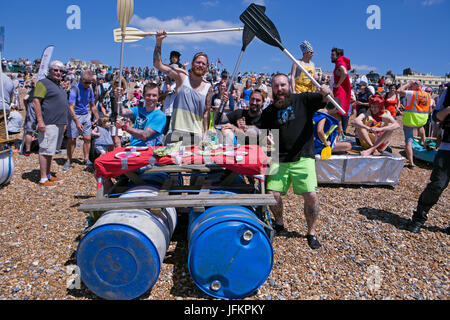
153, 30, 185, 88
290, 62, 297, 92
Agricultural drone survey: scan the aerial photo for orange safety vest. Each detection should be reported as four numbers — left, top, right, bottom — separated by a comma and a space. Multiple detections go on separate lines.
403, 90, 431, 127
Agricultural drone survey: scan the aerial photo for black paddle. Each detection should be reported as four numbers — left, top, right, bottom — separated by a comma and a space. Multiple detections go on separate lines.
240, 3, 345, 114
214, 25, 256, 126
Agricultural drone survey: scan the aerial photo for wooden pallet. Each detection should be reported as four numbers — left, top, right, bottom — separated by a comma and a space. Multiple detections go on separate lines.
82, 163, 273, 216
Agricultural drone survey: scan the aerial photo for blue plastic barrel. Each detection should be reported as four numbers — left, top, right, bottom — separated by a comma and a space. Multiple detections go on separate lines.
187, 204, 273, 299
76, 185, 177, 300
0, 148, 14, 187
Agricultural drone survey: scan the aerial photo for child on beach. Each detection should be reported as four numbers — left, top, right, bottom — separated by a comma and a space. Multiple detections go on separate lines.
91, 116, 114, 156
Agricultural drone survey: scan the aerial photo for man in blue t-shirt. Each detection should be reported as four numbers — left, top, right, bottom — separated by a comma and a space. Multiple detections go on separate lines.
63, 70, 100, 170
115, 83, 166, 147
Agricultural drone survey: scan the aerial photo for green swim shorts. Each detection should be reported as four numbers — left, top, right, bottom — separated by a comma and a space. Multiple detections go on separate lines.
266, 157, 318, 195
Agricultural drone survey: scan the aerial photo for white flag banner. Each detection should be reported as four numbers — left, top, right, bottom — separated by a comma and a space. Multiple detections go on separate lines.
0, 26, 4, 52
37, 45, 55, 81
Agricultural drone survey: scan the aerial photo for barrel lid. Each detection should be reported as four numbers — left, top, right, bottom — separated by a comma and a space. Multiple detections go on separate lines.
188, 216, 273, 299
76, 224, 160, 300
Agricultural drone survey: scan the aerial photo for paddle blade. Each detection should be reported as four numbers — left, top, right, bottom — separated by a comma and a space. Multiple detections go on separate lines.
117, 0, 134, 31
240, 3, 284, 50
321, 146, 332, 160
241, 25, 255, 51
113, 27, 144, 42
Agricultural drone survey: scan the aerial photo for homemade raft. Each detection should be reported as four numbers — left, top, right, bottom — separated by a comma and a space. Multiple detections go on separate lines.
77, 144, 276, 300
412, 138, 437, 163
315, 148, 405, 186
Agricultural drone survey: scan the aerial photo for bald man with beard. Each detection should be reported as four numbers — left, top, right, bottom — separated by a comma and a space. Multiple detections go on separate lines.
153, 30, 213, 146
260, 73, 332, 249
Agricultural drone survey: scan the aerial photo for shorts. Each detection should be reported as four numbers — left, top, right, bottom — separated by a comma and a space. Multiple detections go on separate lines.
24, 105, 37, 133
68, 113, 92, 138
403, 125, 419, 144
95, 144, 111, 154
266, 157, 318, 195
38, 124, 65, 156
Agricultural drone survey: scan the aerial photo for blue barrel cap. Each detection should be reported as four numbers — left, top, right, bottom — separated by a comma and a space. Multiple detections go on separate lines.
76, 224, 161, 300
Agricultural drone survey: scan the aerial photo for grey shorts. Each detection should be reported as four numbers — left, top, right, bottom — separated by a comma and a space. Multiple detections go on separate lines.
38, 124, 65, 156
23, 105, 37, 133
68, 113, 92, 138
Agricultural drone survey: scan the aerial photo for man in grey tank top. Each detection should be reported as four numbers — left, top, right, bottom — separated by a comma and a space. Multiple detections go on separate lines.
153, 30, 213, 146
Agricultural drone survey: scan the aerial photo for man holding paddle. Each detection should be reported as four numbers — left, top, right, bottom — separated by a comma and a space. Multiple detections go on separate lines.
153, 30, 213, 146
260, 73, 332, 249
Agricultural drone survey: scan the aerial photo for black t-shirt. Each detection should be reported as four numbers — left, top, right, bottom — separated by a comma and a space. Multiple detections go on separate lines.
225, 109, 262, 128
260, 93, 325, 162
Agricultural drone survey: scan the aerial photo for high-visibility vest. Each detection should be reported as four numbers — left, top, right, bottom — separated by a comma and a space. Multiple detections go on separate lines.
402, 90, 431, 127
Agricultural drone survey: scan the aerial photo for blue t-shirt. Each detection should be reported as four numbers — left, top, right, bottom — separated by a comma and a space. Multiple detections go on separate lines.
69, 83, 95, 115
129, 106, 166, 147
243, 88, 253, 102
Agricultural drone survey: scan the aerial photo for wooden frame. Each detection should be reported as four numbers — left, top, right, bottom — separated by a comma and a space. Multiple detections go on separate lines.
80, 163, 274, 218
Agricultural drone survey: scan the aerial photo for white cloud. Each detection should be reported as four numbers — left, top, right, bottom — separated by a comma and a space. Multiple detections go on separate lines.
242, 0, 266, 5
353, 64, 378, 71
130, 14, 242, 45
421, 0, 444, 5
202, 0, 220, 7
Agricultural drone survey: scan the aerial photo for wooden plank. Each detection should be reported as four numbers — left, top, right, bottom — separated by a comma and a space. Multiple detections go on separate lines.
143, 164, 226, 174
78, 194, 277, 212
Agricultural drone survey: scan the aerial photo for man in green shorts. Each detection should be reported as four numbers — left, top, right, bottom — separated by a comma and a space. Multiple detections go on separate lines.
260, 73, 332, 249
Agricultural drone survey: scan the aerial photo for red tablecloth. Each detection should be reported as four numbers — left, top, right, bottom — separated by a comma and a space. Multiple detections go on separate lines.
94, 145, 268, 180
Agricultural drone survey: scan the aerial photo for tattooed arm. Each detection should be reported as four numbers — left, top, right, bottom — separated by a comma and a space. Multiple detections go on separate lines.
153, 30, 185, 88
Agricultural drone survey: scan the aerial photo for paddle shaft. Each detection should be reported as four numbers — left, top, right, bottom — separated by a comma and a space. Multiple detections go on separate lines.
215, 49, 245, 126
116, 35, 126, 137
0, 51, 8, 140
282, 49, 346, 115
127, 27, 243, 37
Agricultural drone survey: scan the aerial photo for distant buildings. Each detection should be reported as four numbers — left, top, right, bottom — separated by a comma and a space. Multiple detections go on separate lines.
393, 68, 449, 90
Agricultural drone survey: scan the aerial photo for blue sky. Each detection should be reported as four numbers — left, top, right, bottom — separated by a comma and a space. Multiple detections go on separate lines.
0, 0, 448, 76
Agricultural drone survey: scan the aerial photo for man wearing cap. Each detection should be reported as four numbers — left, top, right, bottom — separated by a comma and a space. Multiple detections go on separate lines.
397, 80, 432, 168
351, 93, 400, 156
63, 70, 99, 170
290, 41, 317, 94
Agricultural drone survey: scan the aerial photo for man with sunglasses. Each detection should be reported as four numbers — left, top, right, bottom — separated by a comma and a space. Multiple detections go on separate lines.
32, 60, 69, 188
63, 70, 99, 170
